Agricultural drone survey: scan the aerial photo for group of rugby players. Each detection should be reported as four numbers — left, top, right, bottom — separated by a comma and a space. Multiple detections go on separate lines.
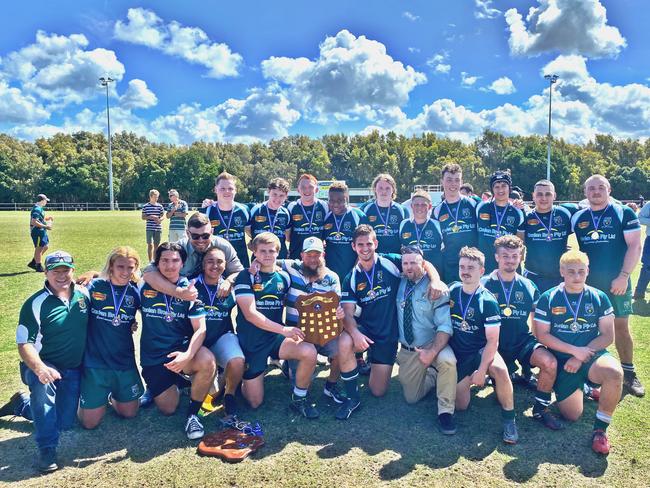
1, 166, 645, 473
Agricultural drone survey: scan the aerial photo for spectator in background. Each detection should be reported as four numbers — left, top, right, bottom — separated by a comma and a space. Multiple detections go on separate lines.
634, 200, 650, 300
166, 189, 188, 243
28, 193, 53, 273
460, 183, 482, 204
142, 189, 165, 262
481, 191, 492, 202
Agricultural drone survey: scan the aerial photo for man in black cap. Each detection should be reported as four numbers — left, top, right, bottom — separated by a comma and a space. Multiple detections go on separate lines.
28, 194, 53, 272
476, 171, 524, 273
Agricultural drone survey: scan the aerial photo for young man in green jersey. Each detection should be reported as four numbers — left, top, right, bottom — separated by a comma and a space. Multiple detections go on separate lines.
534, 249, 623, 455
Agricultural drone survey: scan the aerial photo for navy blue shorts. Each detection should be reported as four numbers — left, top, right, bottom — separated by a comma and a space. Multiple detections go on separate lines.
31, 230, 49, 248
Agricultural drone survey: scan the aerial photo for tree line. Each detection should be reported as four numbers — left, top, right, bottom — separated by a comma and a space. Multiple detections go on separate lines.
0, 130, 648, 204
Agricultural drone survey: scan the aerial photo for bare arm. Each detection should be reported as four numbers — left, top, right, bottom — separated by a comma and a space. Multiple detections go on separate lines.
164, 315, 206, 373
237, 295, 303, 340
142, 269, 198, 301
586, 314, 615, 352
31, 218, 49, 229
477, 326, 499, 375
610, 230, 642, 294
535, 320, 594, 361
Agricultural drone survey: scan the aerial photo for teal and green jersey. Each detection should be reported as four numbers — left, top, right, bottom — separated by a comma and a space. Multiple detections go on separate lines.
570, 203, 641, 290
85, 278, 141, 370
360, 201, 410, 254
399, 218, 444, 275
195, 274, 235, 348
234, 269, 290, 353
520, 205, 574, 280
287, 199, 329, 259
341, 253, 402, 341
448, 282, 501, 358
476, 201, 524, 273
322, 207, 368, 282
480, 271, 539, 353
30, 204, 46, 232
138, 277, 206, 367
166, 199, 188, 230
248, 202, 291, 259
16, 283, 90, 370
534, 284, 613, 360
201, 202, 251, 267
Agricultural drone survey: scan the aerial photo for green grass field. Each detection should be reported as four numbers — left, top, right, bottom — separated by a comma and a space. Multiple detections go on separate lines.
0, 211, 648, 487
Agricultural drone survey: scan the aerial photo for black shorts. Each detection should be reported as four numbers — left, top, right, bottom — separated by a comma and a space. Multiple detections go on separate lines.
141, 364, 191, 398
456, 351, 483, 381
358, 325, 398, 366
242, 333, 286, 380
500, 336, 543, 374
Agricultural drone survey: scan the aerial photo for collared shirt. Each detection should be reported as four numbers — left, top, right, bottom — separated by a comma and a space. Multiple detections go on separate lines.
396, 275, 452, 347
476, 200, 524, 273
195, 274, 235, 348
16, 282, 90, 370
361, 200, 410, 254
322, 207, 369, 282
200, 201, 251, 267
248, 202, 291, 258
287, 199, 329, 259
166, 200, 188, 230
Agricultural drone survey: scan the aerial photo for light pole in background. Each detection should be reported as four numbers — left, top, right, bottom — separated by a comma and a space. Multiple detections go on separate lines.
100, 77, 115, 211
544, 74, 559, 181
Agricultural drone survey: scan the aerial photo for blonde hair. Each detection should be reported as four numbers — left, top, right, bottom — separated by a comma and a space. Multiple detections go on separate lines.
371, 173, 397, 200
100, 246, 141, 283
216, 171, 237, 187
411, 189, 432, 204
560, 249, 589, 267
458, 246, 485, 268
149, 189, 159, 197
252, 231, 281, 252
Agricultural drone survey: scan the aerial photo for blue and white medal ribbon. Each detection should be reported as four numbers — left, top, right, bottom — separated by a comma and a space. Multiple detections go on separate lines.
110, 282, 129, 326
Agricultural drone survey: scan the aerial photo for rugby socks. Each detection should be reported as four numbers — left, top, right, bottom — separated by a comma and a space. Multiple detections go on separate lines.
341, 368, 360, 402
621, 363, 635, 374
593, 410, 612, 432
533, 391, 552, 416
187, 399, 202, 417
501, 408, 516, 422
292, 386, 308, 399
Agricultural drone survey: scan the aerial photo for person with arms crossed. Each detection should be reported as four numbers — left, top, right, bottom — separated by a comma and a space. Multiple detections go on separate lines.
247, 178, 292, 259
396, 246, 457, 435
361, 173, 410, 254
78, 246, 143, 429
570, 174, 643, 397
534, 249, 623, 454
480, 236, 563, 430
166, 189, 188, 243
449, 247, 518, 444
433, 164, 479, 284
139, 242, 215, 440
28, 193, 53, 273
234, 232, 320, 418
287, 174, 329, 259
142, 189, 166, 262
1, 251, 89, 473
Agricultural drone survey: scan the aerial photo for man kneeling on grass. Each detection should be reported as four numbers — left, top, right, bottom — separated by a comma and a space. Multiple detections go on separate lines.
534, 249, 623, 455
234, 232, 320, 418
139, 242, 216, 440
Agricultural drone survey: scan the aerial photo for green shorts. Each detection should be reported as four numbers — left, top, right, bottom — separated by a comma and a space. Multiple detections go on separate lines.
79, 367, 144, 409
146, 229, 162, 245
554, 350, 608, 402
605, 281, 633, 318
500, 336, 542, 375
242, 334, 286, 380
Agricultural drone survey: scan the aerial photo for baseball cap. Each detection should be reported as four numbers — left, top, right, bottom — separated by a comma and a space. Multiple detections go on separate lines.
302, 236, 324, 253
489, 171, 512, 190
45, 251, 75, 270
36, 194, 50, 202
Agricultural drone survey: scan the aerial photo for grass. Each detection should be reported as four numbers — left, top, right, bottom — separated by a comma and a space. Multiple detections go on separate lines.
0, 210, 649, 487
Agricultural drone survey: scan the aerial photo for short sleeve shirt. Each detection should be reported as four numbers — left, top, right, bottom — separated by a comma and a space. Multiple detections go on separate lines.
142, 202, 165, 232
399, 218, 444, 274
195, 274, 236, 348
248, 203, 291, 259
287, 199, 329, 259
30, 204, 46, 231
480, 271, 539, 353
138, 277, 206, 366
322, 207, 368, 282
234, 269, 291, 353
341, 254, 402, 341
361, 201, 410, 254
16, 284, 90, 370
85, 279, 141, 370
166, 200, 188, 230
534, 284, 613, 360
201, 202, 251, 267
476, 201, 525, 272
448, 282, 501, 358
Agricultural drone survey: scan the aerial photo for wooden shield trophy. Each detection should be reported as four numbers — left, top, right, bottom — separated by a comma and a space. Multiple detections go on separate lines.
295, 291, 342, 347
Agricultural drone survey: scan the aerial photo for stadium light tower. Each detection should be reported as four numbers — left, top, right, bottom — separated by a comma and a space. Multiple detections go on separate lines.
100, 76, 115, 211
544, 74, 559, 181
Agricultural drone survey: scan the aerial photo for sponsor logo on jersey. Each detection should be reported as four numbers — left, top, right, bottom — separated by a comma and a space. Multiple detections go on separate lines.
293, 214, 303, 221
439, 214, 449, 222
528, 219, 540, 226
578, 221, 589, 229
551, 306, 566, 315
252, 284, 263, 291
357, 282, 367, 291
368, 215, 377, 222
92, 292, 107, 301
255, 216, 266, 223
479, 213, 491, 220
402, 232, 412, 239
211, 220, 221, 227
324, 223, 333, 230
143, 289, 158, 298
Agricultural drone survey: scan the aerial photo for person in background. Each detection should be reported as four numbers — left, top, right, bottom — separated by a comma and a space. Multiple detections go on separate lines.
633, 196, 650, 300
166, 189, 188, 243
142, 189, 165, 262
28, 194, 53, 273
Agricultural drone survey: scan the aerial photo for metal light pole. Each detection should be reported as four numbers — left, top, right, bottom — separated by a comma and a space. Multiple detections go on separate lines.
100, 77, 115, 210
544, 74, 559, 181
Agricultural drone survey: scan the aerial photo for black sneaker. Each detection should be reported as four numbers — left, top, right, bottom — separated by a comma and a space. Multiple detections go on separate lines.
624, 371, 645, 397
503, 419, 519, 444
438, 413, 457, 435
323, 383, 346, 404
290, 395, 320, 419
38, 447, 59, 473
533, 408, 564, 430
335, 398, 361, 420
0, 391, 28, 417
34, 263, 44, 273
223, 393, 238, 416
27, 260, 37, 270
356, 357, 371, 376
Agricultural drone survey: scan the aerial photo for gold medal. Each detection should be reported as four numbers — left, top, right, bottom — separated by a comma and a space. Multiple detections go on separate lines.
451, 225, 460, 233
503, 306, 512, 317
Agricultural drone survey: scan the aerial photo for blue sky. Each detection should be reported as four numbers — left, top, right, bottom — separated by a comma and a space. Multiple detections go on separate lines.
1, 0, 648, 144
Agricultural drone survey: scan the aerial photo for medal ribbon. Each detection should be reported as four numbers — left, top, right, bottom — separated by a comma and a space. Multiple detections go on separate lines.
163, 293, 174, 320
215, 204, 234, 239
443, 200, 461, 229
497, 272, 516, 310
493, 201, 510, 234
588, 204, 610, 235
532, 208, 555, 239
362, 260, 377, 296
414, 220, 428, 247
332, 210, 347, 237
299, 202, 316, 232
374, 202, 391, 233
562, 285, 585, 326
201, 277, 221, 309
265, 204, 279, 233
459, 285, 480, 323
109, 282, 129, 324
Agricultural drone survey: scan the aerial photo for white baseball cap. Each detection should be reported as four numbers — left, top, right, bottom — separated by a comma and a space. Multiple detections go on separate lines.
302, 236, 324, 253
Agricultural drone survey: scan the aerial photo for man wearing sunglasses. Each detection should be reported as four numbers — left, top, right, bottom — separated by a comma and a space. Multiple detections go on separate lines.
2, 251, 90, 473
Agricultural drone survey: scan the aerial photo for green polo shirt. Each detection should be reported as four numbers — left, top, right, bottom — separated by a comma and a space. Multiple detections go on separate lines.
16, 283, 90, 370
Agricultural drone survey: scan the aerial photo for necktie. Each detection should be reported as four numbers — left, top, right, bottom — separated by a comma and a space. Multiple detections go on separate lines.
403, 281, 415, 345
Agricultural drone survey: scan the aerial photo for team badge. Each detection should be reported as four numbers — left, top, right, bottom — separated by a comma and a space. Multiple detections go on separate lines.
92, 292, 107, 301
277, 282, 284, 292
377, 271, 383, 282
466, 307, 475, 319
77, 297, 87, 310
462, 208, 471, 218
234, 216, 243, 226
514, 291, 524, 302
316, 212, 323, 220
603, 217, 612, 227
425, 230, 433, 238
554, 215, 562, 225
390, 215, 399, 224
506, 216, 515, 225
585, 303, 595, 316
125, 295, 135, 307
344, 222, 352, 230
173, 297, 183, 304
131, 384, 140, 397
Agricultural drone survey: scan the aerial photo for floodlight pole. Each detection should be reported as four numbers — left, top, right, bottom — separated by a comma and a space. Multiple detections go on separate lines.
544, 74, 559, 181
100, 77, 115, 211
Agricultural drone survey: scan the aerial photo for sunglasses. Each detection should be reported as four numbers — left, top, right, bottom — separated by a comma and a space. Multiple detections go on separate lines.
189, 232, 212, 241
400, 245, 423, 256
45, 254, 74, 265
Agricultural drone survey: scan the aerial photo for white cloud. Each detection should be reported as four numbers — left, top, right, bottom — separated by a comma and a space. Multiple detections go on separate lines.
505, 0, 626, 58
460, 71, 480, 87
114, 7, 243, 78
484, 76, 516, 95
427, 52, 451, 75
475, 0, 501, 20
119, 79, 158, 109
2, 30, 125, 107
408, 47, 421, 54
0, 81, 49, 123
403, 11, 419, 22
261, 29, 426, 123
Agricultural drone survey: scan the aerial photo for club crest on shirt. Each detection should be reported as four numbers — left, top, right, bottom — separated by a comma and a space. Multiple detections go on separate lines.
316, 212, 323, 220
277, 281, 284, 292
144, 289, 158, 298
344, 221, 352, 230
234, 216, 243, 226
462, 208, 471, 218
514, 291, 524, 302
506, 216, 515, 225
92, 292, 107, 301
584, 303, 595, 316
602, 217, 612, 227
77, 297, 87, 310
390, 215, 399, 224
173, 297, 183, 304
466, 307, 475, 319
554, 215, 563, 225
125, 295, 135, 307
425, 230, 434, 238
377, 271, 383, 282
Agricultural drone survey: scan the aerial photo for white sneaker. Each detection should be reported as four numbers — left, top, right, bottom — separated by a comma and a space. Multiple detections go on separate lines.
185, 414, 205, 440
